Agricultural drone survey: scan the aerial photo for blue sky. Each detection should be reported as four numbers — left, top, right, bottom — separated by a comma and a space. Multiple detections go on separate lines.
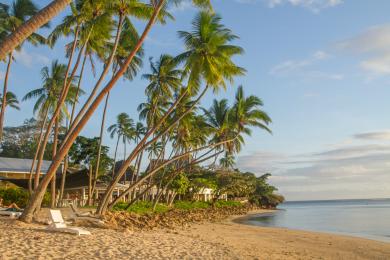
3, 0, 390, 200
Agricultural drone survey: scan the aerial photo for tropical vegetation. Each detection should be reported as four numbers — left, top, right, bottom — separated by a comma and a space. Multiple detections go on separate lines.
0, 0, 283, 223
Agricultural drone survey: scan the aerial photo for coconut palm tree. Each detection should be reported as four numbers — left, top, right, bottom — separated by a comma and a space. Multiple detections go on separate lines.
23, 60, 80, 205
0, 0, 71, 59
219, 152, 235, 170
0, 0, 46, 139
20, 0, 213, 223
108, 113, 134, 178
0, 92, 19, 111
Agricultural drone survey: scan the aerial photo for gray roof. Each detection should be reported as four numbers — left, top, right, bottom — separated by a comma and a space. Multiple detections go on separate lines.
0, 157, 52, 174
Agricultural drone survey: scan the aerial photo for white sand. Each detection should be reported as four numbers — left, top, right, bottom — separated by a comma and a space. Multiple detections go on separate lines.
1, 209, 390, 259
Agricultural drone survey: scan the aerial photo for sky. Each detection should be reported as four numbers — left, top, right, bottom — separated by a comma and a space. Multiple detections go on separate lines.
2, 0, 390, 201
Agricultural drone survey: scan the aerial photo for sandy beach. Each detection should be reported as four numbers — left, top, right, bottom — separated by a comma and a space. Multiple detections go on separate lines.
1, 209, 390, 259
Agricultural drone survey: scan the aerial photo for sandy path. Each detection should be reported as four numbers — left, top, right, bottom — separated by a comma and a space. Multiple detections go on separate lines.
1, 210, 390, 259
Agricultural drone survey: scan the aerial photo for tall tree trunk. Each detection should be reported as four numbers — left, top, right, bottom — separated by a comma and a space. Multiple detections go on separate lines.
28, 109, 49, 193
88, 165, 93, 206
0, 0, 72, 60
34, 39, 85, 184
69, 48, 86, 125
19, 1, 165, 223
65, 14, 124, 139
58, 155, 68, 206
98, 85, 209, 214
0, 52, 13, 140
107, 141, 231, 211
50, 117, 59, 208
112, 135, 120, 178
92, 92, 110, 198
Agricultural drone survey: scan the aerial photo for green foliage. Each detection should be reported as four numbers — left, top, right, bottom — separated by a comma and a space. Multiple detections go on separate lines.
68, 135, 113, 176
169, 173, 189, 195
113, 201, 169, 215
174, 200, 210, 210
0, 187, 50, 207
214, 200, 242, 208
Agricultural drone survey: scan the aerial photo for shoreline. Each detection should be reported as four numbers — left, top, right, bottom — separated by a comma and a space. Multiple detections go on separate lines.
1, 209, 390, 259
231, 208, 390, 244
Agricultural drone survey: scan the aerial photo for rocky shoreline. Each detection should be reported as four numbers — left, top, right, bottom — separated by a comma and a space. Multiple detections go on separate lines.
103, 205, 264, 230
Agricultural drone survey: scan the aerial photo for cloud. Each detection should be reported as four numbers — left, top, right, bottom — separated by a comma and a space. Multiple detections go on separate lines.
337, 24, 390, 75
354, 131, 390, 141
265, 0, 343, 13
237, 130, 390, 200
168, 0, 195, 13
270, 50, 344, 80
13, 49, 50, 67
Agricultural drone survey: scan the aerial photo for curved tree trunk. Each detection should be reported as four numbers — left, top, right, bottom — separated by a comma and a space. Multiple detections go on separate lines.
50, 117, 59, 208
0, 52, 13, 140
28, 109, 49, 193
0, 0, 72, 60
92, 92, 110, 199
34, 40, 85, 184
19, 1, 165, 223
112, 135, 120, 178
97, 85, 209, 214
64, 14, 124, 140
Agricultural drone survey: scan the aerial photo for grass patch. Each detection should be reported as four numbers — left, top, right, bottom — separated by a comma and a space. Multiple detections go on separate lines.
113, 201, 169, 215
174, 201, 210, 210
214, 200, 242, 208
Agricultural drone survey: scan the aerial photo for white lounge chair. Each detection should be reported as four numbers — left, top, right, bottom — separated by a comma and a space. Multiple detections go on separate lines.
0, 209, 22, 218
47, 209, 91, 236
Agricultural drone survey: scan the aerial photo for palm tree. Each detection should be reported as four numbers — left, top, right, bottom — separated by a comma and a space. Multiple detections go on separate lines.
0, 92, 19, 111
108, 113, 134, 178
23, 60, 79, 206
0, 0, 46, 139
20, 0, 213, 222
175, 11, 245, 95
0, 0, 71, 59
219, 152, 235, 170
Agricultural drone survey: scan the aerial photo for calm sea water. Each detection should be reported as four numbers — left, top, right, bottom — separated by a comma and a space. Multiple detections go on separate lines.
243, 199, 390, 242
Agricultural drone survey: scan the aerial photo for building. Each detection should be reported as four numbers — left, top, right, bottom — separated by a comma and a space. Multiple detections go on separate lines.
0, 157, 54, 180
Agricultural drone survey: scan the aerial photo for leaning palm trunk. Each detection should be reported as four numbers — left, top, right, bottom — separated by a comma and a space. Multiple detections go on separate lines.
64, 14, 124, 142
28, 109, 49, 193
50, 118, 60, 208
0, 52, 13, 140
97, 85, 208, 214
0, 0, 72, 60
92, 92, 110, 199
57, 51, 87, 204
34, 34, 86, 186
106, 137, 237, 212
19, 2, 165, 223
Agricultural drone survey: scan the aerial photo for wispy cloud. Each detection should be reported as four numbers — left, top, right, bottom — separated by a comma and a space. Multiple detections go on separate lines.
237, 130, 390, 200
354, 130, 390, 141
265, 0, 343, 13
168, 0, 195, 13
270, 50, 344, 80
14, 49, 50, 67
337, 24, 390, 76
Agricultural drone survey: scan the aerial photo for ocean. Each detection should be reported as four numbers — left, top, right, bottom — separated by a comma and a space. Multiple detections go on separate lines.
242, 199, 390, 242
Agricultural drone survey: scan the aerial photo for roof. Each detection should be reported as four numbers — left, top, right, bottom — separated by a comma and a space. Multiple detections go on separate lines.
0, 157, 53, 174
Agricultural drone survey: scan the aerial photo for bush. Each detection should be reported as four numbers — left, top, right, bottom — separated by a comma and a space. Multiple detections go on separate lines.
0, 187, 50, 208
174, 201, 210, 210
214, 200, 242, 208
113, 201, 169, 215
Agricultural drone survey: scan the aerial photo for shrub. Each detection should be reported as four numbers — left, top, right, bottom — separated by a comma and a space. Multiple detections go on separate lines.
174, 201, 210, 210
113, 201, 169, 215
214, 200, 242, 208
0, 187, 50, 208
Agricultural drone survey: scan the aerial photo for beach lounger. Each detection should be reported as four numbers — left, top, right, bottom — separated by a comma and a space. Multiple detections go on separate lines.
47, 209, 91, 236
0, 209, 22, 218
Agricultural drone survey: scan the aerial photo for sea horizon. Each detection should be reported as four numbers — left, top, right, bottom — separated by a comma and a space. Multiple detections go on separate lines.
242, 199, 390, 242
